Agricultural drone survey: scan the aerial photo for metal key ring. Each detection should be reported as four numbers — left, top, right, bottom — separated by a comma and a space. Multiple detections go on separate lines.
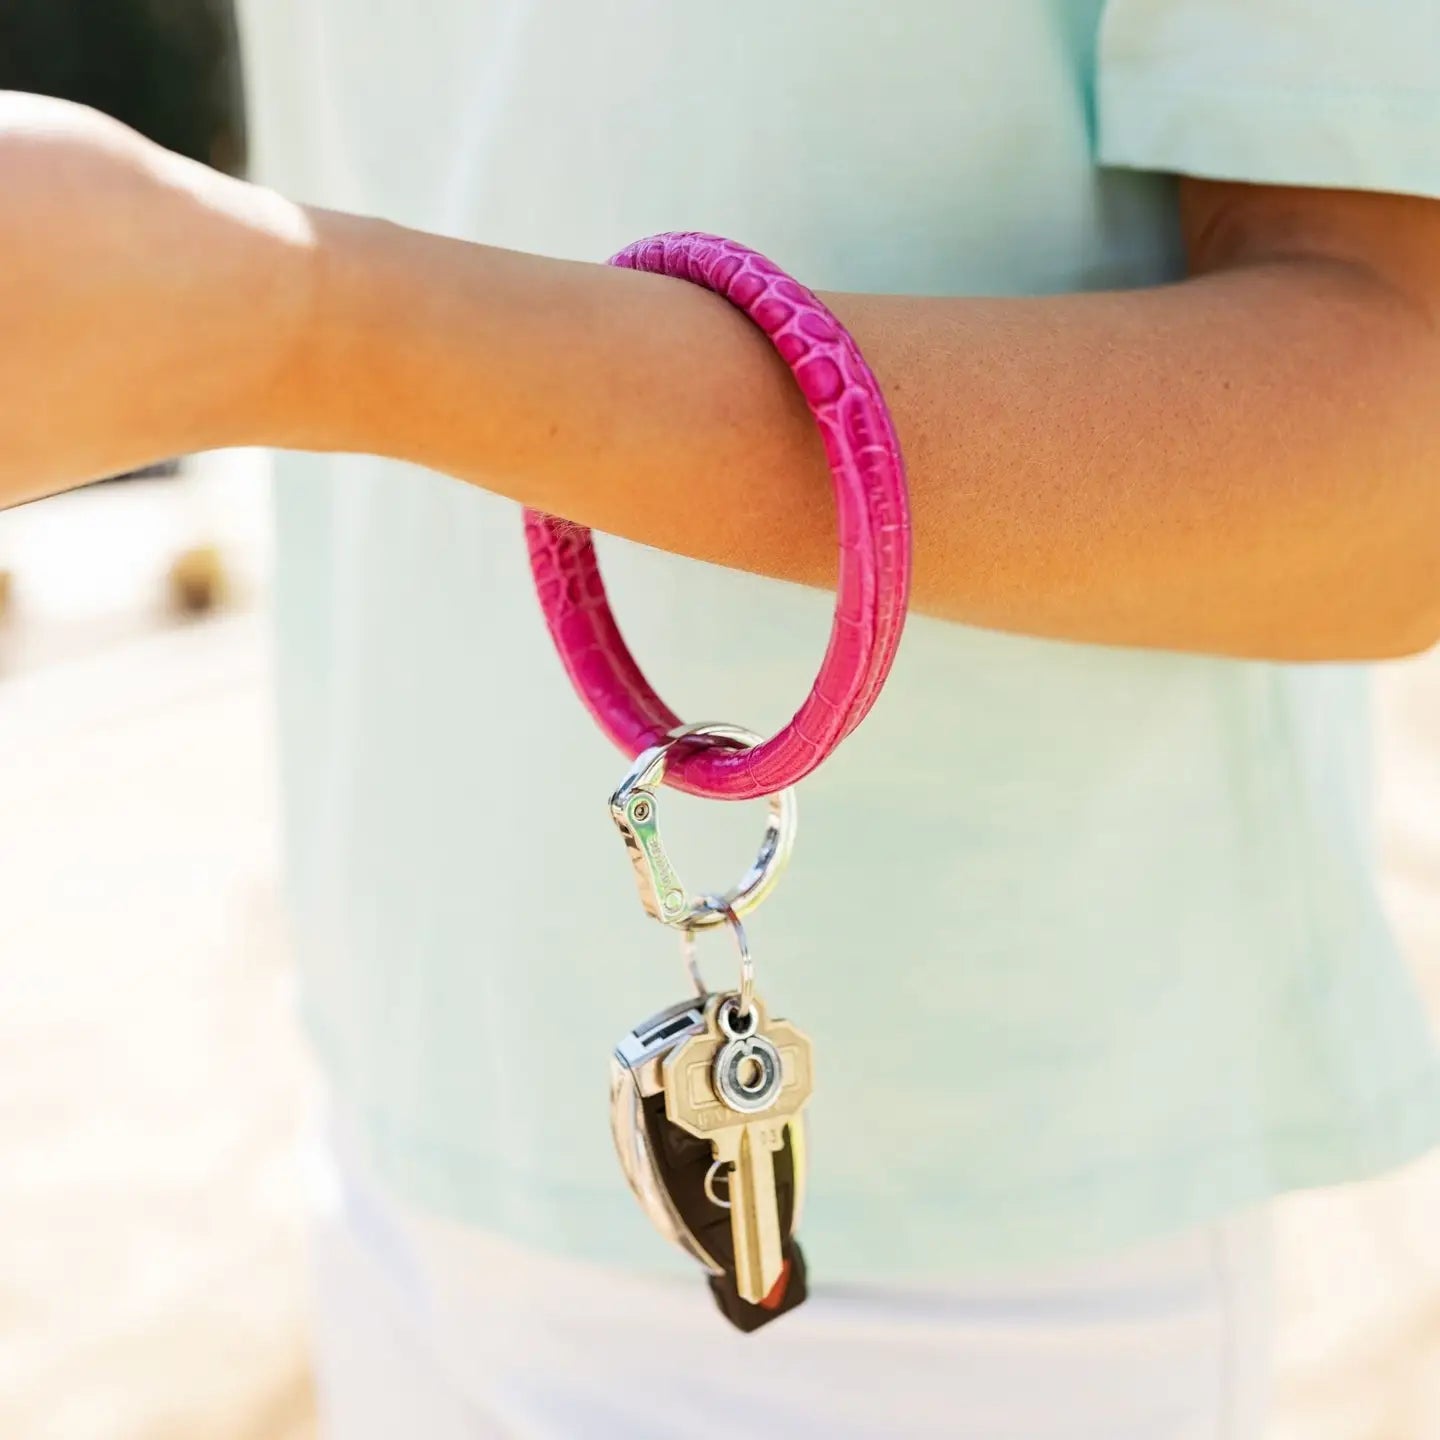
609, 722, 797, 930
678, 898, 755, 1018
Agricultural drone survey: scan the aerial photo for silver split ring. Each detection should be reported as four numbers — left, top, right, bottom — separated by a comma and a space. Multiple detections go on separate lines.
678, 899, 755, 1018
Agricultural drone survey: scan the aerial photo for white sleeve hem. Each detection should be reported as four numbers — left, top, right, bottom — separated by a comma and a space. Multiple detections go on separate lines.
1098, 75, 1440, 201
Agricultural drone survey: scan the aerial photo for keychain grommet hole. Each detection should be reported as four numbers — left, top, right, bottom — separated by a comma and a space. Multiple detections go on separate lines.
719, 998, 756, 1039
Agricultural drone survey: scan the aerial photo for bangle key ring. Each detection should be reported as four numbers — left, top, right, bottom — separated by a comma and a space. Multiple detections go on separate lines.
534, 232, 910, 1331
525, 231, 911, 800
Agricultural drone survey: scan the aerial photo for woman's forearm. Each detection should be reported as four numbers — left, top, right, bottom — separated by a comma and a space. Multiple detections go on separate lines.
5, 96, 1437, 660
294, 203, 1440, 660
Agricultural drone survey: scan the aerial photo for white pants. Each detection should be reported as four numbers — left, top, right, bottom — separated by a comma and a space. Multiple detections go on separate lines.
307, 1122, 1274, 1440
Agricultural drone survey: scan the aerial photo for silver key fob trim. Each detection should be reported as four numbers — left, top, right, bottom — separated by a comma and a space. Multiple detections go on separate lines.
610, 997, 724, 1274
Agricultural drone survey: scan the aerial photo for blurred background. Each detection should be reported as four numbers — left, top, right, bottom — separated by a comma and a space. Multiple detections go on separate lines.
1, 2, 1439, 1437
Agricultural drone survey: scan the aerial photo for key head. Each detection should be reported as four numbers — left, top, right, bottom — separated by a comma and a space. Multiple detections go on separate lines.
663, 994, 813, 1139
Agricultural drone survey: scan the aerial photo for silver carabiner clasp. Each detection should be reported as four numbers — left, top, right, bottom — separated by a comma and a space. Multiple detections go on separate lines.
609, 722, 798, 930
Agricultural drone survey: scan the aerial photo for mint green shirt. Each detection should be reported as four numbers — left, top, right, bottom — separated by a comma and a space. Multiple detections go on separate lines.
242, 0, 1440, 1276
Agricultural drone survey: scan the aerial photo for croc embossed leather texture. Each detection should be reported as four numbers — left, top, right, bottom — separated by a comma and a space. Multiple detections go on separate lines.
525, 233, 911, 799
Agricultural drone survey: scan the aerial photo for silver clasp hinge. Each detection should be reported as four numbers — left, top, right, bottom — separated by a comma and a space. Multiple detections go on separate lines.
608, 722, 797, 931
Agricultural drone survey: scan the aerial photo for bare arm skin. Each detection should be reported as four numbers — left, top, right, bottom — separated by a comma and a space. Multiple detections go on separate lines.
3, 93, 1438, 660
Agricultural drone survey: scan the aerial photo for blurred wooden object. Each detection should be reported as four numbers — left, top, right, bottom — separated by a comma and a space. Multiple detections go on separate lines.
0, 450, 270, 674
169, 543, 228, 615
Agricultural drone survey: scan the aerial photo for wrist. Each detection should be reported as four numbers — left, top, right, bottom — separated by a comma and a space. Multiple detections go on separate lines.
276, 207, 429, 459
215, 186, 334, 453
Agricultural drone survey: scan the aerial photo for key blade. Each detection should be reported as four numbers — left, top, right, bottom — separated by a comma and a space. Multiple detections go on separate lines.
722, 1122, 786, 1305
660, 994, 813, 1309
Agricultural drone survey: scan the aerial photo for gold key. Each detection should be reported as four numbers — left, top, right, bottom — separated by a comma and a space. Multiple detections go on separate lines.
663, 992, 814, 1305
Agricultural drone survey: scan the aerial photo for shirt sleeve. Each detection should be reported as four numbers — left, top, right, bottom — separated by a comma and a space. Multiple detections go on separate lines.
1096, 0, 1440, 200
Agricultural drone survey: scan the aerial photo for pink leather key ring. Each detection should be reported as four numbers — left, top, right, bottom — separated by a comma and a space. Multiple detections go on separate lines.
524, 232, 911, 800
